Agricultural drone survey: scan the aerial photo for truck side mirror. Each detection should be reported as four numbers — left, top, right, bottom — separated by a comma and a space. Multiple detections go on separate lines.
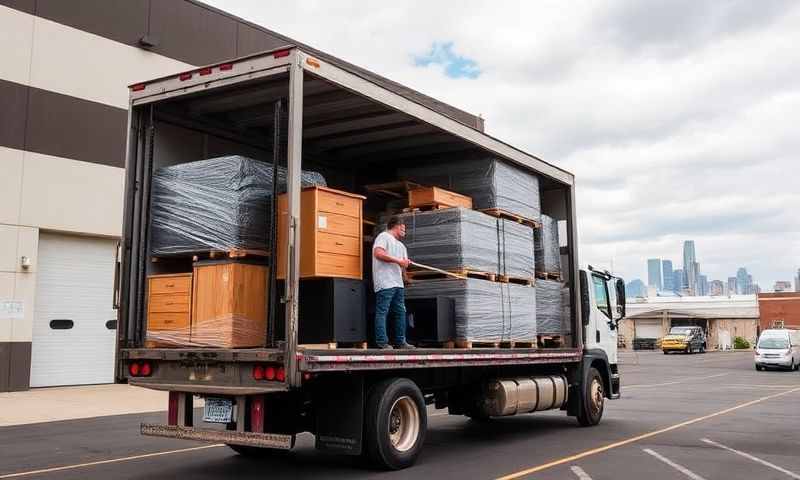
615, 278, 626, 319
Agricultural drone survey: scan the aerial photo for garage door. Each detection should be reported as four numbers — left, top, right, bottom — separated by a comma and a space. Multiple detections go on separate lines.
30, 233, 118, 387
635, 319, 662, 339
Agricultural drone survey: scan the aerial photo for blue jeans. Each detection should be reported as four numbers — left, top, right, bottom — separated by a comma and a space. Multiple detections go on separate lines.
374, 287, 407, 346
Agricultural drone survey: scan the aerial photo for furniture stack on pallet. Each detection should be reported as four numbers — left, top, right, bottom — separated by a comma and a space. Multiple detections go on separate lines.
145, 155, 366, 349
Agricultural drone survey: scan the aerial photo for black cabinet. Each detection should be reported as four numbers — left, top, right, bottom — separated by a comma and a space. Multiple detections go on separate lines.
406, 297, 454, 343
276, 279, 366, 344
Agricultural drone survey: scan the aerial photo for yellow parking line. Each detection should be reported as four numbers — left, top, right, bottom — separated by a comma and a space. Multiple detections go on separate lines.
495, 386, 800, 480
0, 444, 224, 479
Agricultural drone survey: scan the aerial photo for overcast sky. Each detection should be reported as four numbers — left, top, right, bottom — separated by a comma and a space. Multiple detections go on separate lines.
208, 0, 800, 290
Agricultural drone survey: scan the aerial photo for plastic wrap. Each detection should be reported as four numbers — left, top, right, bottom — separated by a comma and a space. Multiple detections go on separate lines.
561, 285, 572, 335
377, 208, 534, 279
146, 315, 266, 348
534, 214, 561, 275
406, 278, 536, 342
399, 157, 541, 221
536, 279, 570, 335
150, 155, 326, 256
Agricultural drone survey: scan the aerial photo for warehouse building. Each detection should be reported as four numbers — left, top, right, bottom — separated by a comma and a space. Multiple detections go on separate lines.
758, 292, 800, 331
0, 0, 483, 391
620, 295, 758, 350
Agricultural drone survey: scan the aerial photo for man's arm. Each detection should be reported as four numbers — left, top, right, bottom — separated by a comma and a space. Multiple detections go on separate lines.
374, 246, 411, 268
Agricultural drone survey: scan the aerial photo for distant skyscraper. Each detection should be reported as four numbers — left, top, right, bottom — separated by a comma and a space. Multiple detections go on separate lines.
625, 279, 647, 298
662, 260, 674, 292
709, 280, 724, 296
647, 259, 662, 290
795, 268, 800, 292
698, 274, 708, 296
728, 277, 738, 295
736, 267, 749, 294
683, 241, 698, 295
673, 269, 685, 293
747, 274, 754, 294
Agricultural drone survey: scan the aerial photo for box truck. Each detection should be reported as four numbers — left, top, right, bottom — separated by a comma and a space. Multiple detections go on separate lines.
115, 46, 625, 469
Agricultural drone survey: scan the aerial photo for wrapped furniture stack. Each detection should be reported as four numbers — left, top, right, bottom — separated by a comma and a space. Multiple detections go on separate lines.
399, 156, 541, 222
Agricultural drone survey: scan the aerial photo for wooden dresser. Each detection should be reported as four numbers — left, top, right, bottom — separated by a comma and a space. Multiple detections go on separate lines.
277, 186, 365, 280
146, 273, 192, 346
191, 261, 268, 348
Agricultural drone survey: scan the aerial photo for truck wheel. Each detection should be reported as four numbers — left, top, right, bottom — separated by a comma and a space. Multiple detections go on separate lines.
364, 378, 427, 470
577, 367, 604, 427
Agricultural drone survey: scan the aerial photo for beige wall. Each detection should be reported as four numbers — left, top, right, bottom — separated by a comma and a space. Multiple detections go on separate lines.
709, 319, 758, 348
0, 224, 39, 343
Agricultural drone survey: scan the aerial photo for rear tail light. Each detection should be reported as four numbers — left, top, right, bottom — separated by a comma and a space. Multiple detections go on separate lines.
179, 72, 192, 81
128, 361, 152, 377
130, 83, 146, 91
273, 49, 291, 58
198, 67, 213, 76
219, 63, 233, 71
252, 364, 284, 382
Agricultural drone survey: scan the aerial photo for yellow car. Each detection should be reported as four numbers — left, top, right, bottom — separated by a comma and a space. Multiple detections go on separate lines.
662, 326, 706, 354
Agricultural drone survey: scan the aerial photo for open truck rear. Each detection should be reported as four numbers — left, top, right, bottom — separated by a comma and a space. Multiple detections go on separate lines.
115, 46, 624, 469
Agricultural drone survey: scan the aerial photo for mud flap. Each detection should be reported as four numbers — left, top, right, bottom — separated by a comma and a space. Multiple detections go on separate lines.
314, 374, 364, 455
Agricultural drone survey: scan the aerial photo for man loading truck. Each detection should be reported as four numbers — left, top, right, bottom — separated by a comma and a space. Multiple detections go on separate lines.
372, 216, 416, 350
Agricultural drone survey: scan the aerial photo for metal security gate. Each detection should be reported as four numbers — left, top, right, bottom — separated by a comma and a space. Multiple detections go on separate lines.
30, 233, 118, 387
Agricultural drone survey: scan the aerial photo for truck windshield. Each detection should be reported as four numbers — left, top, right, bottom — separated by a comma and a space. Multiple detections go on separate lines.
669, 327, 693, 336
758, 338, 789, 349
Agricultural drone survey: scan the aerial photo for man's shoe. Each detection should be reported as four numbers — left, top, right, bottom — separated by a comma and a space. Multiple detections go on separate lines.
395, 342, 416, 349
377, 344, 394, 350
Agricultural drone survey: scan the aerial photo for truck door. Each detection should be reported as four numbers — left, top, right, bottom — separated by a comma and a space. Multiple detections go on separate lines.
584, 272, 619, 364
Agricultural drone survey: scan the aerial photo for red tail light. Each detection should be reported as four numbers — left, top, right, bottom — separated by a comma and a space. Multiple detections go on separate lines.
140, 362, 152, 377
198, 67, 212, 76
276, 367, 286, 382
250, 395, 265, 433
264, 366, 276, 381
179, 72, 192, 81
131, 83, 146, 91
219, 63, 233, 71
273, 49, 291, 58
252, 365, 264, 380
128, 362, 140, 376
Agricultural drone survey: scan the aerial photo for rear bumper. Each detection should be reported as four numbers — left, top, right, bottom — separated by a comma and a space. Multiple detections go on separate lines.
662, 344, 688, 351
141, 423, 293, 449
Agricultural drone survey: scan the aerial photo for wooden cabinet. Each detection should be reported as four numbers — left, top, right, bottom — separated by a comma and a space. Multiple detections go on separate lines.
146, 273, 192, 346
191, 261, 268, 348
277, 186, 365, 280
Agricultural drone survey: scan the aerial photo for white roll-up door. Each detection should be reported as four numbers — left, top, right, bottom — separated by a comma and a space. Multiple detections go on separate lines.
30, 233, 118, 387
635, 319, 662, 339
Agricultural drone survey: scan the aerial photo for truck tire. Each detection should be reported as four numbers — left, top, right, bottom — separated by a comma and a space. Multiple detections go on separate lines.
364, 378, 427, 470
577, 367, 604, 427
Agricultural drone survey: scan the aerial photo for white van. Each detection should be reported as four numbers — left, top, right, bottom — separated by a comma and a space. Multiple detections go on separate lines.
755, 329, 800, 371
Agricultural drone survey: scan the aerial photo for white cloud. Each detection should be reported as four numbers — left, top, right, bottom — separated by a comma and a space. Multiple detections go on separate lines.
208, 0, 800, 289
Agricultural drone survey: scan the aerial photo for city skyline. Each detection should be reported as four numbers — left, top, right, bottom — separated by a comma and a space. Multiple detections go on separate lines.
630, 239, 795, 295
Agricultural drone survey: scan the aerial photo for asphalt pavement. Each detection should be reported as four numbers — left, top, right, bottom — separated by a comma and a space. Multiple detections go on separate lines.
1, 350, 799, 480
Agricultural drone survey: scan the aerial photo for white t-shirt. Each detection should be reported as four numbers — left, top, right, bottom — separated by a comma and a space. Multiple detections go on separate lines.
372, 231, 408, 292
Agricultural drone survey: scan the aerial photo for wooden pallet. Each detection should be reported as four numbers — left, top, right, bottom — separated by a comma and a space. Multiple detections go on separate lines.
535, 271, 562, 281
407, 269, 495, 281
401, 204, 456, 213
497, 274, 535, 286
537, 335, 564, 348
299, 341, 368, 350
479, 208, 541, 229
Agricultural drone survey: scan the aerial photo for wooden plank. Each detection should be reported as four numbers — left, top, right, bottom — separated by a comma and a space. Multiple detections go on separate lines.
408, 186, 473, 210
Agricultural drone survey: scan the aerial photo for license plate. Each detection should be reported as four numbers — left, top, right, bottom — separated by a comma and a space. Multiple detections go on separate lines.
203, 397, 233, 424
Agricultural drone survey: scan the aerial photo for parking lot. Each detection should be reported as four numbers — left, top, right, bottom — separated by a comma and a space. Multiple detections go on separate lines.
1, 350, 798, 479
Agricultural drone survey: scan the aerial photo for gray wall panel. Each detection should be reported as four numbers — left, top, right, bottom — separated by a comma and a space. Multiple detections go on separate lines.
35, 0, 149, 46
0, 80, 27, 151
0, 0, 35, 14
149, 0, 237, 65
26, 87, 127, 168
0, 342, 9, 392
236, 23, 287, 57
8, 342, 31, 391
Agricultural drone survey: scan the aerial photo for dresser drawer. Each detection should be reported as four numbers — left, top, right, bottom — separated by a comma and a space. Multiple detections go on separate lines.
147, 312, 190, 331
317, 232, 360, 256
148, 293, 191, 313
317, 213, 360, 238
149, 274, 192, 295
318, 190, 361, 218
316, 253, 361, 278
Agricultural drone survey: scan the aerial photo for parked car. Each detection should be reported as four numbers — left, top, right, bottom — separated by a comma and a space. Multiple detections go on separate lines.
662, 326, 706, 354
754, 329, 800, 371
